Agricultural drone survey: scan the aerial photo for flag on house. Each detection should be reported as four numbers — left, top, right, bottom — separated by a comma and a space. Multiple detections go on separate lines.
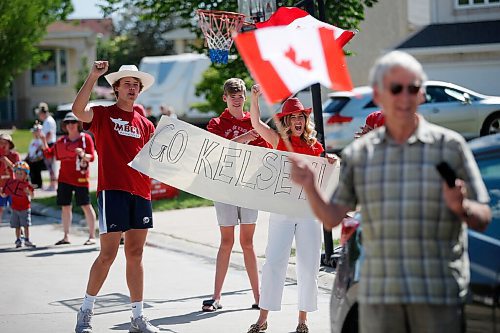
234, 8, 354, 104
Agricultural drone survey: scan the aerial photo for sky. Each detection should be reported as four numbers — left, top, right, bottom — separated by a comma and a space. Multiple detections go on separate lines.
68, 0, 105, 19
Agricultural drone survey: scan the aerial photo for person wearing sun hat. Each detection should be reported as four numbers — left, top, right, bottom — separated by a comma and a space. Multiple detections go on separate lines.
246, 85, 338, 333
71, 61, 158, 333
41, 112, 96, 247
0, 133, 21, 224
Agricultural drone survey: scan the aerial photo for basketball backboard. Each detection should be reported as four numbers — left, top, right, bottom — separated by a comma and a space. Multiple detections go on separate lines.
238, 0, 277, 23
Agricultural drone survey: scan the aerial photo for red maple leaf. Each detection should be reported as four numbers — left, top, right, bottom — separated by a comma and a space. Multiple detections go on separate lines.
284, 46, 312, 71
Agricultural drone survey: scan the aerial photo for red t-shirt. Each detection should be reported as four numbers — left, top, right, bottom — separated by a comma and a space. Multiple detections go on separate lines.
365, 110, 385, 129
0, 151, 20, 188
2, 178, 33, 210
277, 136, 324, 157
84, 104, 155, 199
207, 109, 272, 148
44, 133, 95, 187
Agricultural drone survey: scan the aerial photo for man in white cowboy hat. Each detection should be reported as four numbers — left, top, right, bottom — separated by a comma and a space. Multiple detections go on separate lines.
72, 61, 158, 333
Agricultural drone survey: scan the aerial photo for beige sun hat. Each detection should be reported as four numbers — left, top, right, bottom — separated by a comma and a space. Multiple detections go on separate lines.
104, 65, 155, 93
0, 133, 14, 149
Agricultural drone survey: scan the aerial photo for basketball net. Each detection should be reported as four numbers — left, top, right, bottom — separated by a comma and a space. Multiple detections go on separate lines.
197, 10, 246, 64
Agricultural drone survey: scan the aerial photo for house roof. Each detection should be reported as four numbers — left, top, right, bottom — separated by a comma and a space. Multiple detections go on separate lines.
47, 18, 114, 38
396, 20, 500, 49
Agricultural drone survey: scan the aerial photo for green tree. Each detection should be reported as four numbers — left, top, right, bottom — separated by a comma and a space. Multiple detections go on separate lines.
101, 0, 377, 114
96, 7, 177, 87
0, 0, 73, 96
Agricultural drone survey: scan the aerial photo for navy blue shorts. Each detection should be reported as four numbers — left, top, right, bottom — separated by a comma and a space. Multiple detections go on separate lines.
0, 195, 11, 207
57, 182, 90, 206
97, 190, 153, 234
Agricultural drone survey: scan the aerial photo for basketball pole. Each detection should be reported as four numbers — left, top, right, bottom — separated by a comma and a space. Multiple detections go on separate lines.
295, 0, 335, 267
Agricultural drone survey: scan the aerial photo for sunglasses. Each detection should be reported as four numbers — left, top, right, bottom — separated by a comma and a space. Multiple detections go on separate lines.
389, 83, 421, 95
64, 120, 78, 124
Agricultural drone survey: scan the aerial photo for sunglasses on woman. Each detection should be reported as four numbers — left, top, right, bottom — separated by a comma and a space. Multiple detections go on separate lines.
64, 120, 78, 124
389, 83, 421, 95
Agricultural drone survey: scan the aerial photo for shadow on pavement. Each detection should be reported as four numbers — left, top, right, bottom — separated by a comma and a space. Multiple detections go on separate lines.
51, 292, 152, 314
27, 246, 99, 257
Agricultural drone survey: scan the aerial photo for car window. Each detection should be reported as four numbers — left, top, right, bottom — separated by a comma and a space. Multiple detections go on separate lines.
363, 100, 377, 109
475, 152, 500, 181
425, 86, 477, 103
323, 97, 350, 114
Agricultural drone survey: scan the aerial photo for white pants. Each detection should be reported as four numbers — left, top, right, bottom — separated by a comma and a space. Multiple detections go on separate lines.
259, 213, 322, 312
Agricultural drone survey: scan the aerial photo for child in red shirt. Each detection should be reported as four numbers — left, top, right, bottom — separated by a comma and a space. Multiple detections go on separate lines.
202, 78, 271, 312
1, 161, 35, 248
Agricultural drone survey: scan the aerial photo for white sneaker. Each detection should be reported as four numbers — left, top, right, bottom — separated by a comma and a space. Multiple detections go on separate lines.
129, 315, 159, 333
24, 240, 36, 247
75, 308, 93, 333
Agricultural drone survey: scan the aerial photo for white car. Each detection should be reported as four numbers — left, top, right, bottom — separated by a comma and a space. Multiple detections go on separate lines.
55, 99, 115, 134
323, 81, 500, 152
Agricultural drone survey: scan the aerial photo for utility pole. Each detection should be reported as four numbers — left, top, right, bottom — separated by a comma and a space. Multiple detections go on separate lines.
296, 0, 335, 267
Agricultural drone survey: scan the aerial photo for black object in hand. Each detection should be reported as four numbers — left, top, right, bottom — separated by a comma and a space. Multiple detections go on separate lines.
436, 162, 457, 188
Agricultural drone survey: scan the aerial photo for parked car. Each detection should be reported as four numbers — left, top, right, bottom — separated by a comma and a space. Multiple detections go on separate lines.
55, 99, 115, 134
323, 81, 500, 152
330, 133, 500, 333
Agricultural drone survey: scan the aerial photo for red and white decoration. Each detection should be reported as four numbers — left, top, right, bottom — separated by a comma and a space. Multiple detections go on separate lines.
234, 7, 354, 104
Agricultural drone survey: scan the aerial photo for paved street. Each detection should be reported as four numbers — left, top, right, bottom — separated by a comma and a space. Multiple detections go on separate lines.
0, 208, 335, 332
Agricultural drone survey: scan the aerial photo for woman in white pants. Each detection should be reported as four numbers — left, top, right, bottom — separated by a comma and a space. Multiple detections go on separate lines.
247, 86, 337, 333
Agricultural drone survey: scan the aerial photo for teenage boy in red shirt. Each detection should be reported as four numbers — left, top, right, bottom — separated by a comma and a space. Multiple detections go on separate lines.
201, 78, 271, 312
72, 61, 158, 333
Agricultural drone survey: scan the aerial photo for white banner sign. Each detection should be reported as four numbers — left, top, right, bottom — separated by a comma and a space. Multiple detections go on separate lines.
130, 116, 340, 218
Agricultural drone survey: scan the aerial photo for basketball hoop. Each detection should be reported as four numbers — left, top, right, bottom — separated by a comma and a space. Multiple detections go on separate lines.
197, 9, 246, 64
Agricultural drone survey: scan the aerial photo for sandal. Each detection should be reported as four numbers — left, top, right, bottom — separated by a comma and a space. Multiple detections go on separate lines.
247, 322, 267, 333
55, 239, 70, 245
83, 239, 96, 246
201, 299, 222, 312
251, 303, 260, 310
296, 322, 309, 333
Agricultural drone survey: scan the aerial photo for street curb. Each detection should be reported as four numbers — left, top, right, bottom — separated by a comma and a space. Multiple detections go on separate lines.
31, 203, 336, 292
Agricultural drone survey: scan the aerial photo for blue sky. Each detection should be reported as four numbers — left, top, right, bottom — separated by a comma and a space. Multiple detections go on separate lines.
68, 0, 104, 19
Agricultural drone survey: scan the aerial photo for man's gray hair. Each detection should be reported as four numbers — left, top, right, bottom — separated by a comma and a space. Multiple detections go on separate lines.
369, 51, 427, 90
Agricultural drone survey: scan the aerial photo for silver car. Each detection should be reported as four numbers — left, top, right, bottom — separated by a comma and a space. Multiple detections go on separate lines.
323, 81, 500, 152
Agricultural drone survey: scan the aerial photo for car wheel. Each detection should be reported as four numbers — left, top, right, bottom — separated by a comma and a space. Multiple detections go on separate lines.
480, 112, 500, 136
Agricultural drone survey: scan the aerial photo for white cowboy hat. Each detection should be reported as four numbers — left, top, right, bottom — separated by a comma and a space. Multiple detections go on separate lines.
104, 65, 155, 93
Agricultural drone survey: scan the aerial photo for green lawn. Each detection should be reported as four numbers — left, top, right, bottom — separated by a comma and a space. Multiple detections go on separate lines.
11, 129, 32, 154
33, 190, 213, 213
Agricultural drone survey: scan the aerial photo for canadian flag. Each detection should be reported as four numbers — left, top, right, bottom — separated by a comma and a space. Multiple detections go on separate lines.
255, 7, 355, 48
234, 7, 354, 104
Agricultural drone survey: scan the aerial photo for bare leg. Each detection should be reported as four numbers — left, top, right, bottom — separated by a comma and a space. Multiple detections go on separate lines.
23, 226, 30, 240
256, 308, 269, 326
61, 205, 72, 242
81, 204, 96, 239
124, 229, 148, 302
299, 311, 307, 324
85, 232, 121, 296
240, 224, 259, 304
15, 227, 21, 239
213, 226, 235, 301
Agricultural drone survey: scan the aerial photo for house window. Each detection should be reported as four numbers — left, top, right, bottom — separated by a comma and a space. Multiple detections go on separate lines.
457, 0, 500, 7
32, 49, 68, 86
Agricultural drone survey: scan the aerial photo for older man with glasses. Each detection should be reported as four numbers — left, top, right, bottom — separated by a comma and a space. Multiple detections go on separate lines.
290, 50, 492, 333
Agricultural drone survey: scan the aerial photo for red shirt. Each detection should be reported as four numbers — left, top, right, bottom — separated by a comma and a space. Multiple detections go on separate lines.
44, 133, 95, 187
277, 136, 324, 157
365, 110, 385, 129
2, 178, 33, 210
84, 104, 155, 199
207, 109, 272, 148
0, 151, 20, 188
